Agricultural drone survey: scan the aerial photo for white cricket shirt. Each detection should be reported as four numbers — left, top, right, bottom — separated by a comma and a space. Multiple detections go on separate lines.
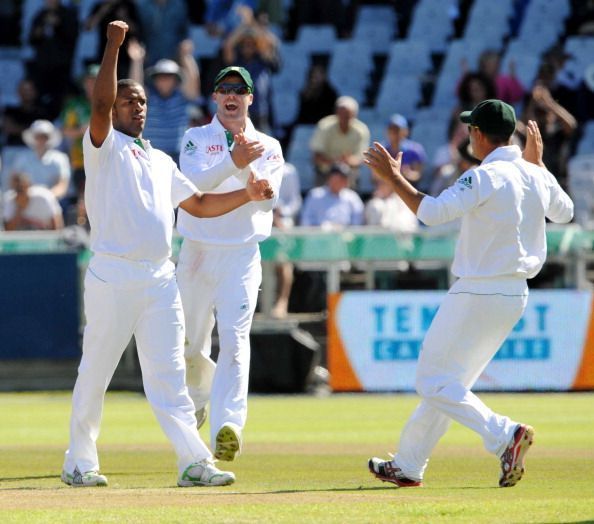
417, 145, 574, 279
83, 128, 197, 262
177, 115, 284, 245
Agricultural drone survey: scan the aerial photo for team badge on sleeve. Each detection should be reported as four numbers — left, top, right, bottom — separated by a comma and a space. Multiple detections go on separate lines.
457, 175, 473, 190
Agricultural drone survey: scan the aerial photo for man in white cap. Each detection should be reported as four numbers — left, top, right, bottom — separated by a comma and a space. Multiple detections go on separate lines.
310, 95, 370, 188
11, 119, 71, 199
128, 39, 200, 163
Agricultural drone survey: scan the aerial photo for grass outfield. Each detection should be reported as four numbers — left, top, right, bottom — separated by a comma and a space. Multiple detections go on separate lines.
0, 392, 593, 523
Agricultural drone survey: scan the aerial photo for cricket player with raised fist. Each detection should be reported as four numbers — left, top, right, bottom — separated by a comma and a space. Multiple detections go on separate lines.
364, 100, 573, 488
176, 66, 284, 461
61, 21, 273, 488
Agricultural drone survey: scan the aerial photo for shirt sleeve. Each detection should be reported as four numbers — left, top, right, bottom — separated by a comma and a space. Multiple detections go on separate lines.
171, 164, 198, 208
250, 139, 284, 213
354, 122, 371, 157
179, 128, 242, 191
417, 166, 494, 226
544, 169, 574, 223
82, 127, 115, 180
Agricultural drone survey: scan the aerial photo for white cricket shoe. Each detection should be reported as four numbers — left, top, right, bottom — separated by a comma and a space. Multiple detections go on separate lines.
214, 423, 242, 462
177, 459, 235, 487
61, 467, 108, 487
195, 406, 208, 430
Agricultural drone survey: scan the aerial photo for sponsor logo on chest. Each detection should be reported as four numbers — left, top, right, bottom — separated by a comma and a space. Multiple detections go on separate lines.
207, 144, 225, 154
266, 152, 282, 162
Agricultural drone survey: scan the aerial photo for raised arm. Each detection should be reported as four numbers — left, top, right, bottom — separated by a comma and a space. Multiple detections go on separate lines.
178, 39, 200, 101
89, 20, 128, 147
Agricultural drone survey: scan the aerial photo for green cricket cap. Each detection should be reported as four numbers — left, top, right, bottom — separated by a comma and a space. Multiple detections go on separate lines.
460, 99, 516, 136
214, 66, 254, 92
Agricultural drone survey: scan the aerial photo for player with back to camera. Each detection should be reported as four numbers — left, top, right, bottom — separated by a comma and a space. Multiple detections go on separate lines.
61, 20, 273, 488
364, 100, 573, 488
176, 66, 284, 462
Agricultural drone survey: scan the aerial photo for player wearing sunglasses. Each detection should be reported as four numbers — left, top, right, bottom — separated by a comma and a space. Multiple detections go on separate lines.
176, 66, 284, 469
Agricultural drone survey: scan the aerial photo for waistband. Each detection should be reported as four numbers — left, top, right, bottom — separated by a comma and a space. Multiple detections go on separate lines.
449, 276, 529, 296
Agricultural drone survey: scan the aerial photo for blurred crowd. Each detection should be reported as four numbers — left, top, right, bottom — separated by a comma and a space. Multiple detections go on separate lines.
1, 0, 594, 312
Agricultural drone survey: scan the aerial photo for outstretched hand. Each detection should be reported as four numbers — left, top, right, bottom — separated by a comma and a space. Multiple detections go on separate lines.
363, 142, 403, 184
523, 120, 545, 167
246, 171, 274, 201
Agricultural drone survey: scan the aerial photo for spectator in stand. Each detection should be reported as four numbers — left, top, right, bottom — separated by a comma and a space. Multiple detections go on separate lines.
84, 0, 143, 79
221, 5, 280, 134
365, 173, 419, 234
270, 162, 302, 319
1, 79, 51, 148
383, 114, 428, 190
300, 162, 364, 227
475, 50, 526, 106
27, 0, 79, 118
59, 64, 99, 227
3, 172, 64, 231
296, 64, 338, 125
129, 40, 201, 163
456, 71, 497, 113
10, 120, 71, 200
310, 96, 370, 189
521, 83, 578, 190
138, 0, 190, 66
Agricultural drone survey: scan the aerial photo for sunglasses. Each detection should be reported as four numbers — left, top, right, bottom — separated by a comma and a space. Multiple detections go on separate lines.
468, 125, 479, 132
215, 83, 251, 95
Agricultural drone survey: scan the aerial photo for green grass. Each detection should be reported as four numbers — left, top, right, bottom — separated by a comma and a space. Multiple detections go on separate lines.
1, 392, 594, 523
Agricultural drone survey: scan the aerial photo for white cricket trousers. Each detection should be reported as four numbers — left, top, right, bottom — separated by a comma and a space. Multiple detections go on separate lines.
177, 239, 261, 446
63, 254, 211, 476
393, 277, 529, 481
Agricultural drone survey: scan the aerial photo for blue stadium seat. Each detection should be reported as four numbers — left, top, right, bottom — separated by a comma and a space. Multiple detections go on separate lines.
352, 22, 395, 55
576, 121, 594, 156
189, 25, 222, 59
407, 0, 456, 53
71, 29, 99, 81
271, 90, 299, 129
501, 40, 541, 92
294, 25, 337, 55
375, 74, 421, 119
568, 153, 594, 227
356, 5, 397, 28
287, 124, 316, 191
384, 40, 432, 77
0, 58, 25, 107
